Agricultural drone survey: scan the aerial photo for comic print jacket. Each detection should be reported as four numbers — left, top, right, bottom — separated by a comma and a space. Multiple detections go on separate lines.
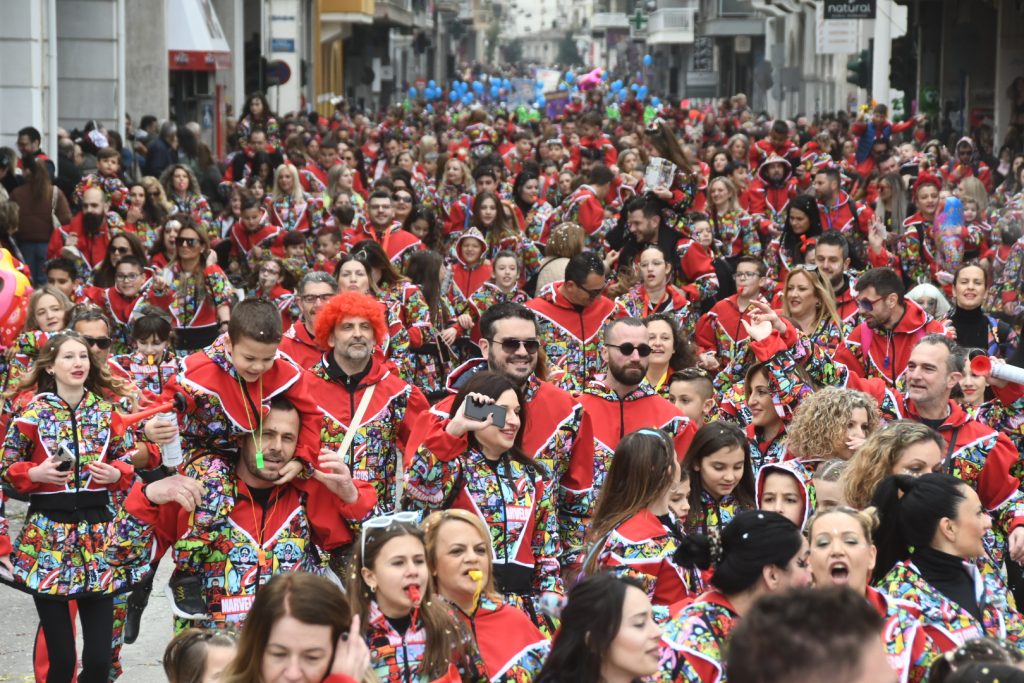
452, 595, 550, 683
656, 590, 740, 683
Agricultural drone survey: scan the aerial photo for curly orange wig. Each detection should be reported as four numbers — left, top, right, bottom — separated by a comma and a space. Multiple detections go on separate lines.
314, 291, 388, 350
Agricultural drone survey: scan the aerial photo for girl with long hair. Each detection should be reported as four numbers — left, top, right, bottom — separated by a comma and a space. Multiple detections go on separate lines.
535, 574, 662, 683
404, 250, 464, 401
842, 420, 946, 510
615, 245, 695, 338
643, 312, 698, 397
266, 163, 324, 235
683, 422, 756, 538
470, 191, 541, 281
707, 176, 760, 263
235, 91, 281, 151
583, 429, 701, 606
145, 217, 233, 351
767, 193, 822, 288
123, 180, 168, 250
220, 573, 367, 683
875, 172, 909, 237
347, 516, 487, 682
160, 163, 213, 239
0, 331, 137, 683
9, 153, 71, 285
436, 157, 474, 222
643, 120, 703, 224
786, 385, 880, 463
405, 371, 563, 635
779, 264, 848, 356
659, 510, 810, 681
89, 231, 148, 288
512, 168, 557, 247
872, 473, 1024, 677
422, 509, 550, 681
149, 213, 184, 270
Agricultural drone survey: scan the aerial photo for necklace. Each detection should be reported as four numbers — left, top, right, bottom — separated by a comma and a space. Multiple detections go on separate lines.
236, 373, 265, 469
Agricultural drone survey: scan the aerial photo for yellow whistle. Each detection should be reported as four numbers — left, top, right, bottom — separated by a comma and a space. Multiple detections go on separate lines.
468, 570, 482, 582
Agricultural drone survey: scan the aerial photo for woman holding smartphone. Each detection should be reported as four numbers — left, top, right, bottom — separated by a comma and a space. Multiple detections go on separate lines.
0, 331, 139, 683
405, 370, 564, 635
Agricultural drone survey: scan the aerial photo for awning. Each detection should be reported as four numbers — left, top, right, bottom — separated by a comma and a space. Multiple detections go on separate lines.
166, 0, 232, 71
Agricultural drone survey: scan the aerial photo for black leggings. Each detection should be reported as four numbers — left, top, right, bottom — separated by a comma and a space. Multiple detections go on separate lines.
33, 596, 114, 683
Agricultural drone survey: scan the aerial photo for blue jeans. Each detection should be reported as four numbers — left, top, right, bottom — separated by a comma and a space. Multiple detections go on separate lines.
20, 240, 50, 287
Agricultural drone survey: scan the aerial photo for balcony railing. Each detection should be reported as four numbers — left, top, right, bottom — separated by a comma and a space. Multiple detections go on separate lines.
647, 7, 695, 44
591, 12, 630, 31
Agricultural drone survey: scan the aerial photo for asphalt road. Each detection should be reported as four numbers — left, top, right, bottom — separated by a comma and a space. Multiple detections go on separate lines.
0, 499, 175, 682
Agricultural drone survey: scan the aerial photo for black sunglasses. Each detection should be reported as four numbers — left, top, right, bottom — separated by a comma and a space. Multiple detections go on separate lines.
606, 342, 653, 357
488, 337, 541, 354
175, 237, 199, 247
83, 336, 112, 350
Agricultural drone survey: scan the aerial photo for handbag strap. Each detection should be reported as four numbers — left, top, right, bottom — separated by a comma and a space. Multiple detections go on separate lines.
339, 384, 375, 462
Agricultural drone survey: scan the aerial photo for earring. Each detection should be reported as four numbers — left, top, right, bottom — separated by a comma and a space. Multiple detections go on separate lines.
370, 584, 376, 594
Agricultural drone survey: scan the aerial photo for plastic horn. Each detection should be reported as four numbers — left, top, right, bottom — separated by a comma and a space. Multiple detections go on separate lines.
116, 391, 187, 427
970, 355, 1024, 385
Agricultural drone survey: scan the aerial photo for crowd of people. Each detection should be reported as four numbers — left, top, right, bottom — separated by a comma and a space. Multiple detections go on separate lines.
0, 78, 1022, 683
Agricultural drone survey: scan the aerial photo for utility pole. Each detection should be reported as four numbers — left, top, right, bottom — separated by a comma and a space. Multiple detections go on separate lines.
871, 0, 892, 106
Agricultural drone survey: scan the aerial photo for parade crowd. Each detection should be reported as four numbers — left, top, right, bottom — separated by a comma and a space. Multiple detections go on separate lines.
0, 75, 1023, 683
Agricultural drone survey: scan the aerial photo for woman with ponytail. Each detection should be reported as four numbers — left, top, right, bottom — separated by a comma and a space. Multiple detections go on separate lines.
871, 473, 1024, 680
658, 509, 810, 682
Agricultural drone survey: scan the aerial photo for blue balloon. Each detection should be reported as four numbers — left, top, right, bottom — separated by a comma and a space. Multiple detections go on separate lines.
558, 83, 568, 91
472, 81, 483, 93
536, 96, 546, 107
638, 86, 649, 99
428, 79, 436, 88
408, 87, 418, 99
618, 89, 628, 102
630, 83, 640, 92
601, 71, 610, 81
611, 80, 622, 91
491, 85, 500, 98
651, 97, 661, 107
426, 103, 433, 113
536, 80, 544, 89
502, 78, 510, 89
565, 71, 575, 83
449, 91, 458, 102
463, 93, 474, 104
643, 54, 653, 66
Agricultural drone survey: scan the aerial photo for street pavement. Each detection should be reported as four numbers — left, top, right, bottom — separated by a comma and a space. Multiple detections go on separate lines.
0, 499, 174, 682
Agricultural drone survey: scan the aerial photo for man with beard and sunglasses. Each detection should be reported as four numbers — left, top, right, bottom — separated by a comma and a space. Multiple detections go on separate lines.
575, 317, 697, 498
48, 186, 116, 272
408, 302, 597, 571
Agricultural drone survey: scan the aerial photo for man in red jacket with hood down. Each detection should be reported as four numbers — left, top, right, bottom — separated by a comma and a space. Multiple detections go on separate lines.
48, 186, 114, 272
410, 302, 596, 569
279, 271, 338, 368
843, 267, 947, 388
576, 317, 697, 497
527, 251, 627, 393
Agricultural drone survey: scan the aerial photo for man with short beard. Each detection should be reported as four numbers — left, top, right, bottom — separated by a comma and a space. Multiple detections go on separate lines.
48, 186, 114, 269
410, 303, 596, 568
110, 397, 376, 631
575, 318, 696, 496
279, 271, 338, 368
341, 190, 423, 269
305, 291, 428, 515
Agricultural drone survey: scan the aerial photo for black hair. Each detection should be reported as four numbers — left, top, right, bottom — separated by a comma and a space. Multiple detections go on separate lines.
472, 164, 499, 183
535, 574, 645, 683
870, 473, 969, 578
856, 267, 905, 303
115, 255, 145, 273
815, 230, 850, 260
46, 257, 78, 279
726, 586, 883, 683
816, 166, 842, 186
945, 664, 1024, 683
564, 251, 605, 286
625, 195, 662, 219
644, 312, 698, 370
512, 167, 540, 217
771, 119, 789, 136
675, 509, 804, 594
479, 302, 538, 342
682, 422, 756, 532
587, 164, 615, 186
781, 194, 823, 259
331, 203, 356, 227
404, 250, 445, 332
69, 302, 112, 335
17, 126, 42, 143
131, 308, 173, 344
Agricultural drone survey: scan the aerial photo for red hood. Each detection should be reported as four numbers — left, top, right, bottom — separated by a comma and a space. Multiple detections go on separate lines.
892, 299, 933, 336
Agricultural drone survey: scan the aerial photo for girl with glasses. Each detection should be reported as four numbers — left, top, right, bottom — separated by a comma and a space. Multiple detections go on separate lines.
405, 371, 564, 636
252, 256, 300, 329
0, 331, 138, 683
422, 509, 550, 681
348, 516, 487, 683
89, 232, 148, 289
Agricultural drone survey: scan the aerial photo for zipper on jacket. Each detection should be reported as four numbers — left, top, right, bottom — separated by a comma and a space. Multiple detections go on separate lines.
401, 632, 412, 683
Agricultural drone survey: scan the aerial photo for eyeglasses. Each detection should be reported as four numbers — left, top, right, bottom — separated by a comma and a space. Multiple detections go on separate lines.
488, 337, 541, 354
606, 342, 653, 357
361, 511, 419, 565
734, 271, 761, 281
259, 267, 281, 276
300, 293, 334, 304
83, 336, 112, 350
175, 237, 199, 247
115, 272, 141, 282
111, 246, 131, 255
574, 281, 607, 298
394, 195, 413, 204
857, 295, 883, 311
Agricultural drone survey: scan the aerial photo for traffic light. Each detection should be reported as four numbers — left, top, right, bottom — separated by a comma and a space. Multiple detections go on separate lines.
846, 49, 872, 89
889, 35, 916, 98
244, 37, 262, 94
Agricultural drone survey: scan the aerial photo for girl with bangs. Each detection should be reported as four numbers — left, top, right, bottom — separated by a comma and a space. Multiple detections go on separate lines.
683, 422, 756, 539
266, 163, 324, 235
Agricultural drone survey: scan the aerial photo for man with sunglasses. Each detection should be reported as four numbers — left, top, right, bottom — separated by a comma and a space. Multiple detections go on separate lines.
576, 317, 697, 495
279, 271, 339, 369
342, 190, 423, 270
408, 303, 596, 571
527, 251, 628, 393
110, 396, 376, 631
842, 267, 946, 388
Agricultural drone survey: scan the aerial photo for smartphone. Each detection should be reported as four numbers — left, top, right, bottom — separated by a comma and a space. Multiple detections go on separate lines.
464, 398, 506, 429
55, 444, 76, 473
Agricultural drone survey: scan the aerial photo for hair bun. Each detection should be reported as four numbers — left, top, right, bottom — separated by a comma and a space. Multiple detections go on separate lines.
674, 534, 714, 571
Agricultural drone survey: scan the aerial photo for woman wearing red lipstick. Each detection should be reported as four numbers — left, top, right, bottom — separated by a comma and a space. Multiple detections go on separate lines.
959, 349, 1024, 455
0, 331, 138, 683
348, 515, 486, 683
